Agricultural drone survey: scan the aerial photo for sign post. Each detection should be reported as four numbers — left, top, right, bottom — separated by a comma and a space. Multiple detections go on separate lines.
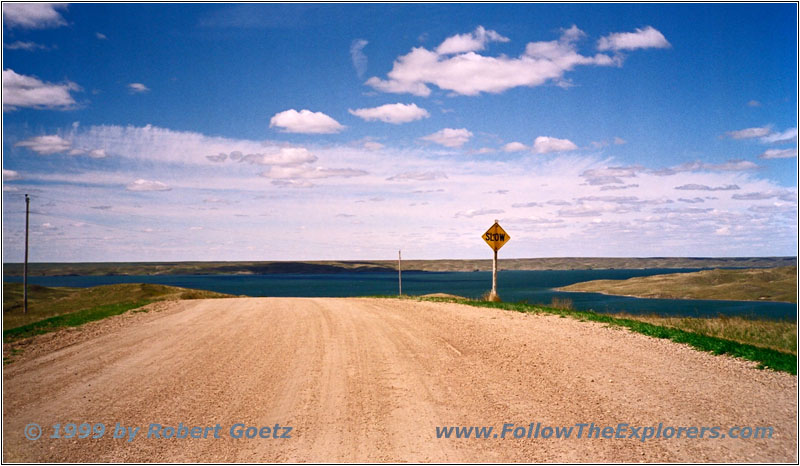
482, 220, 510, 301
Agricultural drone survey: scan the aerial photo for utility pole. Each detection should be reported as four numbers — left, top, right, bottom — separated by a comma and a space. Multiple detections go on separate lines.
398, 250, 402, 296
24, 194, 29, 314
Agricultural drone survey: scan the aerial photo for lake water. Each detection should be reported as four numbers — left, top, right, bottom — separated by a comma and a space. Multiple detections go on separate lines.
5, 268, 796, 320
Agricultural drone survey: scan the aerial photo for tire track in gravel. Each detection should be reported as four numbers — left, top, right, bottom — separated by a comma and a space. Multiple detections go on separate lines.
3, 298, 796, 462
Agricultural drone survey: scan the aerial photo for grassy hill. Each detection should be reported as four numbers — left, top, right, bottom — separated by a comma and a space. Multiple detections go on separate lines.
559, 266, 797, 303
3, 282, 231, 331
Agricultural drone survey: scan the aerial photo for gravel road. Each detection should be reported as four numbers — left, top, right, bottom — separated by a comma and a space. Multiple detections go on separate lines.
3, 298, 796, 462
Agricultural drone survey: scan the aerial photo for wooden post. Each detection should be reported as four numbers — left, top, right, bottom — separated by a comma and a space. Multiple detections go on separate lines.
24, 194, 29, 314
398, 250, 402, 296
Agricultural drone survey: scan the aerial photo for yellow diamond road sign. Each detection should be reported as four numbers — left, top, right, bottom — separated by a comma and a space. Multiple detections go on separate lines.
483, 222, 510, 252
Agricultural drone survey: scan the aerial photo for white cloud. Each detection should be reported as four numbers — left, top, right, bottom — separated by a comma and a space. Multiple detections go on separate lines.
87, 149, 108, 159
3, 3, 67, 29
674, 184, 740, 191
126, 179, 172, 192
363, 141, 385, 151
435, 26, 509, 55
726, 126, 771, 139
350, 39, 368, 78
366, 25, 618, 97
15, 135, 72, 154
760, 127, 797, 144
96, 32, 107, 40
597, 26, 670, 51
2, 69, 80, 111
421, 128, 473, 148
4, 41, 48, 51
128, 83, 150, 93
348, 103, 429, 124
581, 166, 641, 185
503, 142, 528, 152
15, 134, 109, 158
454, 208, 505, 218
262, 166, 367, 180
759, 148, 797, 159
269, 109, 345, 134
386, 171, 448, 181
208, 147, 317, 166
533, 136, 578, 154
260, 165, 367, 187
705, 160, 758, 172
3, 169, 21, 181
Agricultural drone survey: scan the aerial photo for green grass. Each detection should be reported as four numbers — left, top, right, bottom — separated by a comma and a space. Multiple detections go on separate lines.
3, 282, 231, 329
3, 283, 233, 346
4, 300, 152, 342
400, 295, 797, 375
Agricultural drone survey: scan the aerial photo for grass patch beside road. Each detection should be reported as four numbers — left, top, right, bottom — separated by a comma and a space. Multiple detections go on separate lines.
4, 300, 152, 342
407, 296, 797, 375
3, 283, 232, 343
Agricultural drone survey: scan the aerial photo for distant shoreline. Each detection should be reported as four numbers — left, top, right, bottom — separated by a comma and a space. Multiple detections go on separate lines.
558, 266, 797, 304
3, 257, 795, 277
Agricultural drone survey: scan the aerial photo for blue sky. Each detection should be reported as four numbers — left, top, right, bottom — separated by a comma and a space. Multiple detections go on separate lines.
2, 3, 797, 262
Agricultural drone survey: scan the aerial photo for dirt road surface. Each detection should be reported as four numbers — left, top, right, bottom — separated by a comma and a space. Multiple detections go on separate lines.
3, 298, 797, 462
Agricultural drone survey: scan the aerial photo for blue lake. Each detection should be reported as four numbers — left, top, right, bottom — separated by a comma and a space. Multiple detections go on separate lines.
5, 269, 796, 320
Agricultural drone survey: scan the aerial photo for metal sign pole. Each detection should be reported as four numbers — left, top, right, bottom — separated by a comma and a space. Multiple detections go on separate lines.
491, 248, 497, 299
483, 219, 508, 302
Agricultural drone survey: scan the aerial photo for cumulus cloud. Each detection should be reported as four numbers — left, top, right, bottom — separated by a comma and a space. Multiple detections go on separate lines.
366, 25, 619, 97
760, 127, 797, 144
3, 3, 67, 29
596, 26, 670, 51
269, 109, 345, 134
725, 126, 771, 139
15, 134, 109, 158
126, 179, 171, 192
128, 83, 150, 93
454, 208, 504, 218
503, 142, 528, 152
15, 135, 72, 154
533, 136, 578, 154
3, 69, 80, 111
435, 26, 509, 55
350, 39, 368, 78
3, 169, 21, 181
759, 148, 796, 159
348, 103, 429, 124
421, 128, 473, 148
